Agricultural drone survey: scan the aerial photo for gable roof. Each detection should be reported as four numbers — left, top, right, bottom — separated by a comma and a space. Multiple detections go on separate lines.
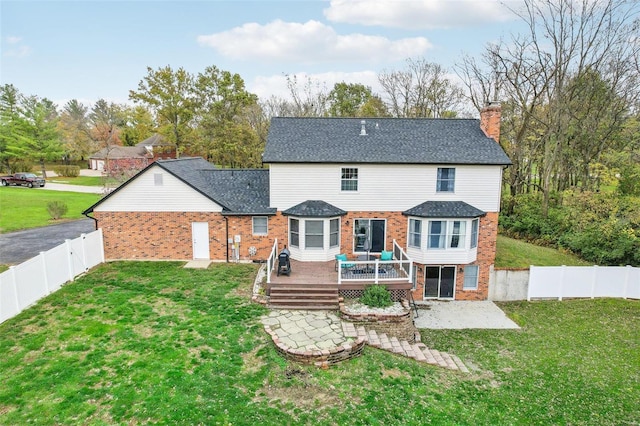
89, 145, 150, 160
135, 133, 173, 148
403, 201, 486, 218
83, 157, 274, 216
283, 200, 347, 217
263, 117, 511, 165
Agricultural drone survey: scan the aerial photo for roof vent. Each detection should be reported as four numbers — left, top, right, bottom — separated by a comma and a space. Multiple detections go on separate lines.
360, 120, 367, 136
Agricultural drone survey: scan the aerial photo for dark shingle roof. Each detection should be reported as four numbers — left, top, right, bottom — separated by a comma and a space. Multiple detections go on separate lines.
83, 157, 275, 216
89, 145, 150, 159
282, 200, 346, 217
403, 201, 486, 218
263, 117, 511, 165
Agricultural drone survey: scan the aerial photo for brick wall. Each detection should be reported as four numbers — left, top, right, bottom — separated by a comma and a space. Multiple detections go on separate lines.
480, 102, 501, 143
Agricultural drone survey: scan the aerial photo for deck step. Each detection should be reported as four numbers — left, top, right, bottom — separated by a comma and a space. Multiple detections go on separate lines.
268, 282, 340, 310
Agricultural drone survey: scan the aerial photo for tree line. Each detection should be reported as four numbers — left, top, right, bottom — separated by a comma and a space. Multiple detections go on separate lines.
1, 0, 638, 265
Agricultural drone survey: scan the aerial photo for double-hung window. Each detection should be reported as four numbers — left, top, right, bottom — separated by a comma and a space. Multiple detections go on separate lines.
329, 219, 340, 247
341, 168, 358, 191
290, 219, 299, 247
305, 220, 324, 248
252, 217, 268, 235
409, 219, 421, 248
428, 220, 446, 249
436, 168, 455, 192
427, 220, 468, 249
463, 265, 479, 290
448, 221, 466, 248
470, 219, 479, 249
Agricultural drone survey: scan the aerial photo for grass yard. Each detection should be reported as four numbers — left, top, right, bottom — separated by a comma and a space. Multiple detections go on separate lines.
496, 235, 591, 268
47, 176, 119, 187
0, 187, 101, 233
0, 262, 637, 425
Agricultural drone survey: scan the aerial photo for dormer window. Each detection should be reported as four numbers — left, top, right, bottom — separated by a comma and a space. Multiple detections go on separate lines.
341, 168, 358, 191
436, 167, 455, 192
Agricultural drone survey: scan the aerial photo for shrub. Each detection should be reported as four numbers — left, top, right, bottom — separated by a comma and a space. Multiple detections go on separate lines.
47, 201, 68, 220
11, 160, 33, 173
360, 285, 393, 308
53, 165, 80, 177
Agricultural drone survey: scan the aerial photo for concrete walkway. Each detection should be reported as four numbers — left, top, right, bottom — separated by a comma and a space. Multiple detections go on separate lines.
414, 301, 520, 329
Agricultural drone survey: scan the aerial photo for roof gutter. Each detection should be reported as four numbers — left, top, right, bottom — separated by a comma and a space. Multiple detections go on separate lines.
83, 211, 99, 230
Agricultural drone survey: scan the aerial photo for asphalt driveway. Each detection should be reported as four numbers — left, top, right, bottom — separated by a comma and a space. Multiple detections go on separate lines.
0, 218, 96, 265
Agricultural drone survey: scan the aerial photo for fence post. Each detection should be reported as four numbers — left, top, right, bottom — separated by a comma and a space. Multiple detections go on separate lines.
623, 265, 631, 299
66, 239, 75, 282
98, 228, 105, 264
40, 252, 50, 294
80, 234, 88, 273
590, 265, 598, 299
527, 265, 534, 301
558, 265, 566, 301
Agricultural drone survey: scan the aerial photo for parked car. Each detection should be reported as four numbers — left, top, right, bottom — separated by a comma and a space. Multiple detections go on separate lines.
0, 173, 46, 188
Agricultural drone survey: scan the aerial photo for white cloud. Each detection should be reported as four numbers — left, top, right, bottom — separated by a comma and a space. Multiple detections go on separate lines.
249, 70, 381, 100
323, 0, 519, 29
3, 36, 31, 57
197, 20, 431, 63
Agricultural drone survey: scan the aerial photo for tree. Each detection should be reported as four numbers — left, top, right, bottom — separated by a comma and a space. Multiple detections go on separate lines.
326, 82, 372, 117
21, 96, 63, 177
119, 105, 155, 147
129, 66, 196, 156
378, 58, 465, 118
193, 65, 260, 167
459, 0, 640, 215
284, 74, 329, 117
0, 84, 29, 172
58, 99, 94, 163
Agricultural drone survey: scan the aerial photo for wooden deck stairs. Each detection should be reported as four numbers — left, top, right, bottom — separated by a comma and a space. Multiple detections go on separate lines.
268, 283, 340, 310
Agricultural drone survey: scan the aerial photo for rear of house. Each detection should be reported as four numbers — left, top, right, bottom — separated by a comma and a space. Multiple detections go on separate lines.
84, 104, 510, 302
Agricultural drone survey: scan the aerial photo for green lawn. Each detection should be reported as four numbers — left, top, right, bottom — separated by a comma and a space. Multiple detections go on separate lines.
46, 176, 119, 187
496, 235, 591, 268
0, 262, 637, 425
0, 187, 101, 233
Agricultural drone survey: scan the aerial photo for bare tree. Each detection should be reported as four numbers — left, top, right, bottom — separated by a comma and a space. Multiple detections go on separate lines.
379, 58, 465, 118
458, 0, 640, 214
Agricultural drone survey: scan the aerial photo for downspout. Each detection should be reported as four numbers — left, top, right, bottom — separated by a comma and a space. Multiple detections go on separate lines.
225, 216, 229, 263
83, 211, 99, 230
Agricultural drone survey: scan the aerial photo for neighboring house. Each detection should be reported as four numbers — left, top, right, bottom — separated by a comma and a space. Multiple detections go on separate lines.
83, 103, 510, 301
88, 134, 176, 172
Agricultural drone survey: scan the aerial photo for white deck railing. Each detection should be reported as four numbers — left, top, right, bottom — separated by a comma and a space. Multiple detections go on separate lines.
338, 240, 413, 284
265, 238, 278, 284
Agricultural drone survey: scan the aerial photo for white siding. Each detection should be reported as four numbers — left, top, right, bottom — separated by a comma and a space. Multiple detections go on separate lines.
407, 246, 478, 265
270, 163, 503, 212
95, 165, 223, 212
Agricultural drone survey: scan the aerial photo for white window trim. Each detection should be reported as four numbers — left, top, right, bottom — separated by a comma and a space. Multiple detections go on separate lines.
252, 216, 268, 236
341, 167, 358, 192
436, 167, 456, 193
289, 218, 300, 248
304, 219, 324, 249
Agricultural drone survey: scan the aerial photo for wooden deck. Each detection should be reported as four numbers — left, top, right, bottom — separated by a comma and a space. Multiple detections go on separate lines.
268, 259, 411, 289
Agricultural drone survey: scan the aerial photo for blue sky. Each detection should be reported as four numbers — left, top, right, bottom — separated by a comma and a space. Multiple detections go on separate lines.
1, 0, 525, 109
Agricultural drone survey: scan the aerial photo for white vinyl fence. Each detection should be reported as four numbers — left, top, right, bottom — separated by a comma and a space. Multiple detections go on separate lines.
0, 229, 104, 324
528, 265, 639, 301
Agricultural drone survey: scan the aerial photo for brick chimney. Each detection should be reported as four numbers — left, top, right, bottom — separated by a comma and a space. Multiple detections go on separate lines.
480, 102, 501, 143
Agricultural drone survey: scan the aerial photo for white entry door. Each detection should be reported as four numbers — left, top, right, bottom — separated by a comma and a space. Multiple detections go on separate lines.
191, 222, 210, 259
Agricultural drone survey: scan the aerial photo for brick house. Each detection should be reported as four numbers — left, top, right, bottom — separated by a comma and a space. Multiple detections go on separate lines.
89, 134, 176, 172
83, 104, 510, 301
